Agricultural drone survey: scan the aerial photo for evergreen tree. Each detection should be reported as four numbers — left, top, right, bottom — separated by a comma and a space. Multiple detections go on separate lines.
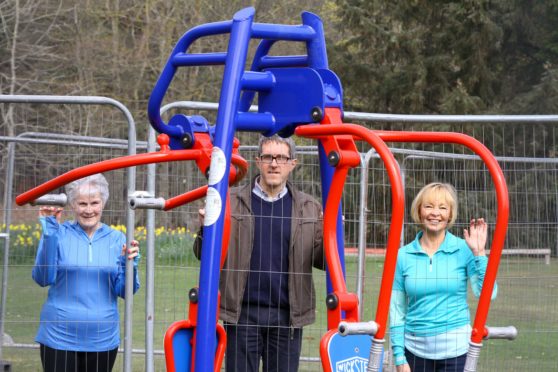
329, 0, 558, 116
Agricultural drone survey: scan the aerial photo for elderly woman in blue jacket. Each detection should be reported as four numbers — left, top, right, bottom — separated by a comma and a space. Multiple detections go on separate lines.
32, 174, 140, 372
390, 182, 497, 372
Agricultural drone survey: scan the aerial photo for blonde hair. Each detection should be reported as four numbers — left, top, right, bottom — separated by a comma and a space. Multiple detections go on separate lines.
410, 182, 458, 228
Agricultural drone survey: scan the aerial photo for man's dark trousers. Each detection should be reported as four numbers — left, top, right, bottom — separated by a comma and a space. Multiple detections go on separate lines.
224, 304, 302, 372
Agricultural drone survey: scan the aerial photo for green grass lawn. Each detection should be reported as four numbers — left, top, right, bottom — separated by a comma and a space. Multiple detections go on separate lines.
2, 256, 557, 371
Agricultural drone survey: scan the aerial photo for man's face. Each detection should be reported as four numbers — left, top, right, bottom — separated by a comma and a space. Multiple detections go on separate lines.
255, 141, 297, 196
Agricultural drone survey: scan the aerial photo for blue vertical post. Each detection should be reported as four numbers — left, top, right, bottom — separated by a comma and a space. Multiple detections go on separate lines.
194, 7, 255, 371
301, 12, 327, 70
302, 12, 346, 294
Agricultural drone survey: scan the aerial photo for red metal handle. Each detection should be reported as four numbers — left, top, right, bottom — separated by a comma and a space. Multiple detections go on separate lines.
296, 123, 405, 339
322, 166, 350, 294
164, 186, 209, 211
16, 135, 248, 210
162, 154, 247, 211
15, 147, 201, 206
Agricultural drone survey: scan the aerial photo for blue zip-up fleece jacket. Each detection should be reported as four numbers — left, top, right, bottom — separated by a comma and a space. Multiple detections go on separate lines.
32, 216, 140, 351
389, 231, 497, 365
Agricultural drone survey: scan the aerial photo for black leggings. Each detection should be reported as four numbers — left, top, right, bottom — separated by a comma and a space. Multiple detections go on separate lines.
40, 344, 118, 372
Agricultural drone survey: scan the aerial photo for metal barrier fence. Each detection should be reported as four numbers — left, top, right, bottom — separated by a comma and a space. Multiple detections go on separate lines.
160, 101, 558, 371
1, 97, 557, 371
0, 95, 139, 372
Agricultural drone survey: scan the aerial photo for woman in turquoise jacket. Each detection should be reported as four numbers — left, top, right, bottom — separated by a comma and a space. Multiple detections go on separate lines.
32, 174, 140, 372
390, 182, 497, 372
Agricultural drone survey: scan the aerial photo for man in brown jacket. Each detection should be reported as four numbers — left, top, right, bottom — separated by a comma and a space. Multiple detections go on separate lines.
194, 135, 324, 372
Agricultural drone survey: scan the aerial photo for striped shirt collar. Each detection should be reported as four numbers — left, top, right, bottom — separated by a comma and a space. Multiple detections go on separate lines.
252, 176, 288, 202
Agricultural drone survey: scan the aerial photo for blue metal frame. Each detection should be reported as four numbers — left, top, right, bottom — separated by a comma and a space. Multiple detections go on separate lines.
147, 7, 346, 370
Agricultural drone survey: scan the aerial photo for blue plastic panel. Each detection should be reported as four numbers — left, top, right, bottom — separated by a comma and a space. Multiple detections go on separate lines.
325, 333, 377, 371
172, 328, 194, 372
258, 67, 325, 137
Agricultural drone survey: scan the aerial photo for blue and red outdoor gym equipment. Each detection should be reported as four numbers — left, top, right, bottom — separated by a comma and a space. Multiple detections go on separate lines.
145, 6, 515, 371
17, 6, 516, 372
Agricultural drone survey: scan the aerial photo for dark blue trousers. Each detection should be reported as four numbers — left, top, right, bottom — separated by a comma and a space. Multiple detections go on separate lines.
224, 305, 302, 372
405, 349, 467, 372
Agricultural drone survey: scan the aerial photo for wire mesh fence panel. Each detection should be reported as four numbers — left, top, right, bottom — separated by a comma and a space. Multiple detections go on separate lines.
397, 156, 555, 371
138, 133, 327, 370
352, 120, 558, 372
0, 101, 147, 371
2, 103, 558, 372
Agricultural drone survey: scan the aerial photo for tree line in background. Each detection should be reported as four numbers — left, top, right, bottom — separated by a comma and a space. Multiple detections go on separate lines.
2, 1, 557, 130
1, 0, 557, 250
330, 0, 558, 116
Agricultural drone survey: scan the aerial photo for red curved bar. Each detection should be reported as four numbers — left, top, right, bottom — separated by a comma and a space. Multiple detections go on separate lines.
163, 319, 226, 372
295, 124, 405, 340
373, 130, 509, 344
16, 149, 202, 206
16, 149, 248, 210
163, 154, 247, 210
214, 316, 227, 370
322, 164, 360, 328
322, 166, 350, 294
164, 319, 193, 372
164, 186, 209, 211
220, 194, 231, 269
230, 153, 249, 185
319, 329, 339, 372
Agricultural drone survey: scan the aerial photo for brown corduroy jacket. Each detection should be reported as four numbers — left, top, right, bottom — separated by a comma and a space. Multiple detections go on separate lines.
193, 177, 325, 327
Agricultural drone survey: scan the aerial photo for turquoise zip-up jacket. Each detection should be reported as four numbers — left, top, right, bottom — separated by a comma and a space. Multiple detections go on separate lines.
32, 216, 140, 351
389, 231, 497, 365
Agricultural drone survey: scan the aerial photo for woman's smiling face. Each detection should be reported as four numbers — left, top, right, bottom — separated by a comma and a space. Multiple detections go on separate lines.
72, 186, 103, 236
419, 196, 451, 234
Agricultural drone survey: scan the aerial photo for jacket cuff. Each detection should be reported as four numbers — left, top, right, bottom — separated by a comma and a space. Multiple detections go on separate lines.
118, 255, 127, 267
394, 353, 407, 366
393, 347, 407, 366
39, 216, 59, 236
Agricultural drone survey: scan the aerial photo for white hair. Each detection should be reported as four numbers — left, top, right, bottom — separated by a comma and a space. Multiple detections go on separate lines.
65, 174, 109, 206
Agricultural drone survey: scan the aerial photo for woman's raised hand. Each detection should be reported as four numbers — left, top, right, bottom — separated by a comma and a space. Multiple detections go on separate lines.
464, 218, 488, 256
39, 206, 63, 223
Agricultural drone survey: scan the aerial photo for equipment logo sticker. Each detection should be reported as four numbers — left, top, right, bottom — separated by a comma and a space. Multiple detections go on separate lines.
208, 147, 226, 186
335, 356, 368, 372
204, 187, 222, 226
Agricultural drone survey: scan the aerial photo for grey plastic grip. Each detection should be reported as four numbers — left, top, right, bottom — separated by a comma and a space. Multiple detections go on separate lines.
129, 197, 165, 210
30, 193, 67, 206
338, 321, 378, 336
485, 326, 518, 340
464, 342, 482, 372
367, 338, 384, 372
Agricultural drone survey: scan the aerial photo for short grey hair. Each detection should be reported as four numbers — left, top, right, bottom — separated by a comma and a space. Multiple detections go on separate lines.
65, 174, 110, 206
258, 134, 297, 159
